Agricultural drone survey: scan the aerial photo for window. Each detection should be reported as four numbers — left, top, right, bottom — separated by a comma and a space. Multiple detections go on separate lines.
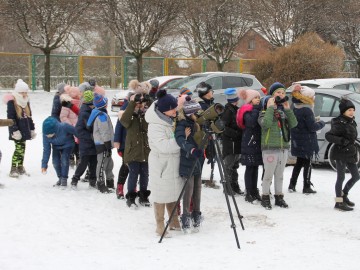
205, 77, 222, 90
248, 39, 256, 50
314, 94, 336, 117
222, 76, 252, 88
334, 84, 349, 90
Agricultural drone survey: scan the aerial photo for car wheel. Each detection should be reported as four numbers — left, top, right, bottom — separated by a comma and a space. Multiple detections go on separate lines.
328, 142, 360, 172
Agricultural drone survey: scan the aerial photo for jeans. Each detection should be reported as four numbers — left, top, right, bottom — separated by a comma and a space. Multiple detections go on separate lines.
52, 146, 73, 179
335, 160, 360, 197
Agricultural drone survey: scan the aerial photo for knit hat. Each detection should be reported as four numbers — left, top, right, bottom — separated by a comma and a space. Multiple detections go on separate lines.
93, 93, 108, 108
69, 87, 81, 99
150, 79, 159, 88
14, 79, 29, 92
196, 82, 212, 98
269, 82, 285, 96
78, 82, 93, 93
83, 90, 94, 104
88, 78, 96, 87
182, 96, 202, 116
224, 88, 239, 103
238, 89, 260, 104
339, 98, 355, 115
291, 84, 315, 105
42, 116, 58, 135
260, 95, 271, 110
156, 89, 178, 113
56, 83, 66, 94
179, 87, 192, 96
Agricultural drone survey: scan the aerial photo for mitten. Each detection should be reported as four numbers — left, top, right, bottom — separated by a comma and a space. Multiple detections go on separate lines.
191, 148, 203, 158
12, 130, 22, 141
31, 130, 37, 139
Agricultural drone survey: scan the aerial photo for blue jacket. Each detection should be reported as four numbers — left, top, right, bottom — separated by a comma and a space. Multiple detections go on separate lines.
42, 122, 75, 168
75, 103, 96, 156
175, 115, 205, 177
291, 106, 325, 159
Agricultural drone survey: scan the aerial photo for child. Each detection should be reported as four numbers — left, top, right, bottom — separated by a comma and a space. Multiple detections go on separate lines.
236, 89, 263, 203
149, 79, 159, 99
175, 96, 205, 232
221, 88, 243, 195
87, 93, 114, 193
145, 89, 182, 236
5, 79, 36, 178
0, 118, 15, 188
289, 84, 325, 194
258, 82, 298, 209
325, 98, 359, 211
41, 116, 76, 187
51, 83, 67, 120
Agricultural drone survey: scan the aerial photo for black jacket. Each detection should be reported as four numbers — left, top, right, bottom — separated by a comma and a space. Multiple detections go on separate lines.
325, 115, 358, 163
75, 103, 96, 156
221, 103, 242, 157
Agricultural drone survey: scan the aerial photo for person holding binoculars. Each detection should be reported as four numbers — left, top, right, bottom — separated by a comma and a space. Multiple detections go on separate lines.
258, 82, 298, 210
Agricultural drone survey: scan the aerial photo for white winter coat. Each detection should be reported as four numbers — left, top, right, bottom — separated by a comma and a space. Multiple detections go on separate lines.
145, 102, 182, 203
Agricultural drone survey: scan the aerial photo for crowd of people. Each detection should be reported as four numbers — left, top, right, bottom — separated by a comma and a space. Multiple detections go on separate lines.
0, 77, 359, 237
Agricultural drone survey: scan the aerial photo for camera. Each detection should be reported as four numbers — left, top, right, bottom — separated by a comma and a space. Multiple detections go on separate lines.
134, 93, 150, 104
275, 96, 289, 105
196, 103, 225, 133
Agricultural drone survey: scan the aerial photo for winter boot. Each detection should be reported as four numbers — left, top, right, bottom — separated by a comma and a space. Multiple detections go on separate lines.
17, 165, 27, 175
71, 176, 79, 187
231, 182, 245, 196
191, 211, 203, 231
89, 178, 97, 188
288, 182, 296, 192
53, 178, 61, 187
342, 192, 355, 207
126, 192, 138, 208
81, 170, 90, 182
116, 184, 125, 199
252, 188, 262, 202
97, 181, 111, 193
261, 195, 272, 210
334, 197, 353, 211
9, 166, 19, 178
274, 194, 289, 208
245, 190, 255, 203
180, 213, 192, 233
138, 190, 151, 207
60, 178, 67, 189
303, 181, 316, 194
203, 179, 220, 189
166, 202, 181, 231
154, 203, 170, 238
106, 179, 115, 189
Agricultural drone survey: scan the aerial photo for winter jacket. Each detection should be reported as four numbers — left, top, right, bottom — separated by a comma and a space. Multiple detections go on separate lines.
6, 94, 35, 141
291, 105, 325, 159
51, 94, 62, 120
175, 109, 205, 177
145, 102, 182, 203
258, 106, 298, 150
114, 101, 129, 153
87, 108, 114, 154
198, 97, 214, 111
60, 107, 78, 126
120, 100, 150, 163
221, 102, 242, 157
41, 121, 75, 169
237, 104, 263, 166
325, 115, 358, 163
75, 103, 96, 156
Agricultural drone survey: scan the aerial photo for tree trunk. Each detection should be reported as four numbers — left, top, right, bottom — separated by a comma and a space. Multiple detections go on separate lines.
357, 60, 360, 78
135, 54, 143, 82
216, 61, 224, 71
43, 50, 51, 92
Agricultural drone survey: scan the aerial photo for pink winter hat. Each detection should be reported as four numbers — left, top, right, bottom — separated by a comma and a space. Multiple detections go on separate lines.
238, 89, 260, 104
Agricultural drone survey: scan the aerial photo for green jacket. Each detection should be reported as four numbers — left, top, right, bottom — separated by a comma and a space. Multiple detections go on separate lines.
120, 100, 150, 163
258, 106, 298, 150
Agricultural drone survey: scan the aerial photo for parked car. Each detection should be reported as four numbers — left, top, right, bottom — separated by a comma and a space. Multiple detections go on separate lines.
286, 88, 360, 170
166, 72, 265, 104
110, 75, 185, 112
295, 78, 360, 93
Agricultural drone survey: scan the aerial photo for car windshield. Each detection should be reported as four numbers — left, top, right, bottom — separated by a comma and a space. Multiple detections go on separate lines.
167, 75, 206, 90
162, 79, 183, 89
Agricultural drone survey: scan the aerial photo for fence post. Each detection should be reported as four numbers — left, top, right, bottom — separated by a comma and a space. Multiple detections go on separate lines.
239, 59, 244, 73
164, 58, 168, 76
78, 56, 83, 84
202, 59, 207, 72
123, 56, 128, 88
31, 55, 36, 90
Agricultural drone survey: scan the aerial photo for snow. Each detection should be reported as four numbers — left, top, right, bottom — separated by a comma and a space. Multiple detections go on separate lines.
0, 90, 359, 270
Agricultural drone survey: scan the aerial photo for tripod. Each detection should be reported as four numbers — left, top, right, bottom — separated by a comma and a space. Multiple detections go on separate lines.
159, 124, 245, 249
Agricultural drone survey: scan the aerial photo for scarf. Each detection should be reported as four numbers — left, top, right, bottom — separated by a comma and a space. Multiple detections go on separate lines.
12, 92, 29, 108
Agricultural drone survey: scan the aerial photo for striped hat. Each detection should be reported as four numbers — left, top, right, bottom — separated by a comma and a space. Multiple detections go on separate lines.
224, 88, 239, 103
93, 93, 108, 108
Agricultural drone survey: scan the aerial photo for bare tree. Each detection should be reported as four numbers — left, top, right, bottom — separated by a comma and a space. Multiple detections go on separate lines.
182, 0, 250, 71
101, 0, 180, 82
0, 0, 94, 91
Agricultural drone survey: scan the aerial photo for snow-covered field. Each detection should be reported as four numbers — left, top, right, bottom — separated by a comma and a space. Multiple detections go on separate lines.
0, 90, 359, 270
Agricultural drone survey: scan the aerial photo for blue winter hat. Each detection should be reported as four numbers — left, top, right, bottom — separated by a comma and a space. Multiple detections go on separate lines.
42, 116, 58, 135
269, 82, 285, 96
93, 93, 108, 108
224, 88, 239, 103
156, 89, 178, 113
260, 95, 271, 110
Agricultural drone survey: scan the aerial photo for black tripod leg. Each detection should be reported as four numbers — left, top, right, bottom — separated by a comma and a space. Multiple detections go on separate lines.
213, 135, 243, 249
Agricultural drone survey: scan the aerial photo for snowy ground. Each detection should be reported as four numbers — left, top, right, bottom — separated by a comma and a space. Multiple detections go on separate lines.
0, 90, 359, 270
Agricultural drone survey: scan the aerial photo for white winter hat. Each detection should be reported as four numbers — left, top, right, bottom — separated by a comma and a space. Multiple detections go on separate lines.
14, 79, 29, 92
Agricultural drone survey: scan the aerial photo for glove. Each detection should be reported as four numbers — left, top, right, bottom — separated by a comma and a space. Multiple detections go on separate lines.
191, 148, 203, 158
61, 100, 73, 108
12, 130, 22, 141
31, 130, 37, 139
